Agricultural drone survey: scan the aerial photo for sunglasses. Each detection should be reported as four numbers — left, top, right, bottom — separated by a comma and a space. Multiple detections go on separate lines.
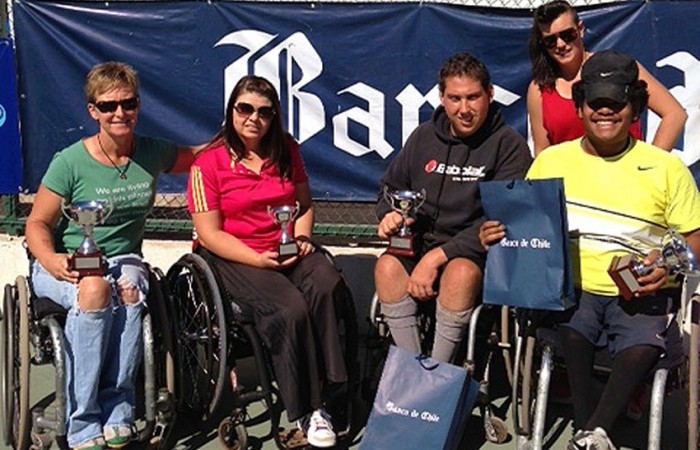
234, 102, 276, 120
541, 28, 579, 49
92, 97, 139, 114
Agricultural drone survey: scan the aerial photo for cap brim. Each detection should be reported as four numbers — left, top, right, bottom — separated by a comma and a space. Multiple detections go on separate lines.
584, 83, 628, 104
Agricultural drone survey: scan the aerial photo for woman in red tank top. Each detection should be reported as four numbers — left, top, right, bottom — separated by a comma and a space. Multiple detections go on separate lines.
526, 0, 686, 156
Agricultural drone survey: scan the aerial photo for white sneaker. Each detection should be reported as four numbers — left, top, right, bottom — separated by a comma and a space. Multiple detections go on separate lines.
567, 427, 617, 450
297, 409, 336, 448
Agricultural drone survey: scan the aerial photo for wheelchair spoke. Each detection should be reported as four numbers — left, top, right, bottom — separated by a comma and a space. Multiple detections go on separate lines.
167, 255, 228, 417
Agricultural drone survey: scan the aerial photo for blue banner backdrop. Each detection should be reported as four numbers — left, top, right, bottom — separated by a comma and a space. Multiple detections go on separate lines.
0, 38, 22, 194
11, 1, 700, 199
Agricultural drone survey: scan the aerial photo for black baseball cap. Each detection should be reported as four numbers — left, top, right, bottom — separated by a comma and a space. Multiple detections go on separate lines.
581, 50, 638, 104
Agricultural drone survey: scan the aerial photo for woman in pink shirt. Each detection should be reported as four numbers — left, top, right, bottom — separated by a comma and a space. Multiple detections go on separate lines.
187, 76, 346, 448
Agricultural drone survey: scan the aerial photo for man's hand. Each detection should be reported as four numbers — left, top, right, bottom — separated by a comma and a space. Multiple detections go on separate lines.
378, 211, 414, 239
408, 248, 447, 301
478, 220, 506, 250
635, 249, 668, 297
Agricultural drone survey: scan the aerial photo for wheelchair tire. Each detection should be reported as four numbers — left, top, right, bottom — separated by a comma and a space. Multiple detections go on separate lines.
217, 416, 247, 450
148, 268, 177, 400
2, 277, 32, 450
2, 283, 12, 445
484, 415, 508, 444
166, 253, 228, 419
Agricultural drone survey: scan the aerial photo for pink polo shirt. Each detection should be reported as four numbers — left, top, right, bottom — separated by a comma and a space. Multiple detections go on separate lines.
187, 137, 308, 254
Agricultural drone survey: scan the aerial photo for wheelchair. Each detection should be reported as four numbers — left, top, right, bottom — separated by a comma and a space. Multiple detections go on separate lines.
364, 293, 514, 445
1, 260, 176, 450
510, 295, 694, 450
165, 247, 360, 450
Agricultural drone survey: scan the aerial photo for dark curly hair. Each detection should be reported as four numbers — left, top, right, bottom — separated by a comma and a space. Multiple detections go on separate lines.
438, 53, 491, 93
572, 79, 649, 120
529, 0, 580, 89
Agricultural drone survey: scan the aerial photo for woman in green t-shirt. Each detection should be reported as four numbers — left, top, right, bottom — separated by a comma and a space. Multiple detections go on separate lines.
25, 62, 197, 450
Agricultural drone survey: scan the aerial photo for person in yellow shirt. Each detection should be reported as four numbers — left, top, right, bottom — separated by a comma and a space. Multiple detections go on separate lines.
481, 50, 700, 450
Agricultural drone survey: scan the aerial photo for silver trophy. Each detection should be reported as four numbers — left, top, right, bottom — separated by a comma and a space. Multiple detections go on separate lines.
61, 199, 113, 277
383, 187, 426, 257
267, 202, 300, 261
608, 230, 700, 300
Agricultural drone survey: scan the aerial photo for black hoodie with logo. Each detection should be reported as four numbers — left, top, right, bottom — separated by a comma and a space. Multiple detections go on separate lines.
377, 104, 532, 265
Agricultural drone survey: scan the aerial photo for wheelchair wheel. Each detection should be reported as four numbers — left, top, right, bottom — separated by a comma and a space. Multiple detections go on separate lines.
2, 283, 12, 445
148, 268, 177, 399
484, 415, 508, 444
217, 416, 247, 450
166, 253, 227, 419
2, 277, 31, 449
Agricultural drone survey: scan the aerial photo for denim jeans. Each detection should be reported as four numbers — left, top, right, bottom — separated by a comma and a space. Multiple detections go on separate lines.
31, 254, 147, 447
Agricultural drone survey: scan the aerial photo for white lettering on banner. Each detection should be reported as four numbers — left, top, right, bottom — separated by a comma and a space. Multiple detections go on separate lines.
333, 83, 393, 158
396, 84, 440, 146
493, 85, 520, 107
215, 31, 325, 144
215, 30, 277, 111
215, 29, 525, 160
653, 51, 700, 166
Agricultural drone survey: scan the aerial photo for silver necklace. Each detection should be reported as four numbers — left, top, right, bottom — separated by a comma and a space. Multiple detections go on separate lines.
97, 134, 131, 180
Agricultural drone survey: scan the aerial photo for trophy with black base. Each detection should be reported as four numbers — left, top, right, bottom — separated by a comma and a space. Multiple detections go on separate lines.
268, 202, 300, 262
608, 230, 700, 300
61, 200, 113, 277
383, 187, 426, 257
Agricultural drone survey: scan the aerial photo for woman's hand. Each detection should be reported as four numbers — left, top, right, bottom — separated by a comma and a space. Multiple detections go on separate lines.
479, 220, 506, 250
256, 251, 284, 269
296, 236, 315, 258
255, 251, 300, 270
635, 250, 668, 297
42, 253, 80, 284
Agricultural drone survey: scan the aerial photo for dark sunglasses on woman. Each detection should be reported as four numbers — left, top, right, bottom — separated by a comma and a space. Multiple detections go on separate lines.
92, 97, 139, 114
541, 28, 578, 49
234, 102, 276, 120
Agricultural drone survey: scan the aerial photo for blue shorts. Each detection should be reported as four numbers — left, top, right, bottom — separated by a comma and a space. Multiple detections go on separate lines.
561, 289, 680, 357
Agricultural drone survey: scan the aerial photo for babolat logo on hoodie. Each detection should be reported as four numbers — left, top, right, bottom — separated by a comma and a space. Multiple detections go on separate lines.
425, 159, 486, 181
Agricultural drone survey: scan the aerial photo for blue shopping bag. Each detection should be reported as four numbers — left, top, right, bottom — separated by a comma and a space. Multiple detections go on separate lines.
360, 346, 479, 450
480, 178, 575, 311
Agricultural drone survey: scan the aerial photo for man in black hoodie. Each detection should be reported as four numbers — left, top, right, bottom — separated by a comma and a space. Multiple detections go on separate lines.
375, 53, 532, 363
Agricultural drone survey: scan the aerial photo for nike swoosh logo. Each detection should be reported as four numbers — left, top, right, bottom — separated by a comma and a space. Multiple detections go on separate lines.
573, 442, 587, 450
637, 166, 655, 171
600, 71, 614, 77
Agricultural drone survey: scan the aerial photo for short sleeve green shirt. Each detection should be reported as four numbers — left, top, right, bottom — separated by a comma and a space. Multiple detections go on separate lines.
42, 135, 179, 257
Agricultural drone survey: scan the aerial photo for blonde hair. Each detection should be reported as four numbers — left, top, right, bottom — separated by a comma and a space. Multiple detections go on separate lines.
84, 61, 139, 103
